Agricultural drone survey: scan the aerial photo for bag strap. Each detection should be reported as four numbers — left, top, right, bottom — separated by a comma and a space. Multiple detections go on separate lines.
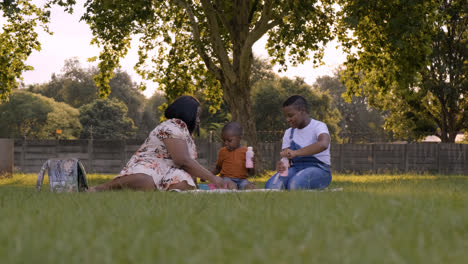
289, 128, 295, 140
77, 160, 89, 192
36, 160, 49, 191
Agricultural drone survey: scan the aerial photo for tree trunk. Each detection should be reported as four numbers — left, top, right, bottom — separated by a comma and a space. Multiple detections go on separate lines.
222, 77, 264, 171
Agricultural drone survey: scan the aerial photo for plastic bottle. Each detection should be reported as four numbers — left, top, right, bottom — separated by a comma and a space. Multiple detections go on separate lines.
279, 157, 289, 176
246, 146, 254, 168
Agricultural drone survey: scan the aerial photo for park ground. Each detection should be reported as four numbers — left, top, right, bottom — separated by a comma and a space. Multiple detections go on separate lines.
0, 173, 467, 263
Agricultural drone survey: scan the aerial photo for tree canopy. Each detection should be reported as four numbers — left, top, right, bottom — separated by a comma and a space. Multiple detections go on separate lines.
0, 90, 81, 139
337, 0, 467, 142
315, 70, 391, 143
79, 98, 136, 139
72, 0, 336, 147
0, 0, 53, 101
2, 0, 466, 143
28, 58, 155, 136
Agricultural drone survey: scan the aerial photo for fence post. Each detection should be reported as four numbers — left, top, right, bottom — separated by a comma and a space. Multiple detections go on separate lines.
0, 139, 14, 176
54, 139, 58, 158
371, 144, 376, 173
404, 144, 408, 173
437, 143, 441, 174
20, 140, 27, 170
333, 144, 339, 172
122, 140, 127, 167
464, 144, 468, 174
339, 144, 344, 173
87, 139, 94, 173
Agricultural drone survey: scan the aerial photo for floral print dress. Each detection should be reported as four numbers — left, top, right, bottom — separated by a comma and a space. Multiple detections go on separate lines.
117, 118, 197, 190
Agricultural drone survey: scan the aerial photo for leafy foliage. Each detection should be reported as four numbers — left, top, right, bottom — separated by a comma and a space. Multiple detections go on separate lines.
0, 0, 51, 101
28, 58, 99, 108
78, 98, 136, 139
37, 96, 82, 139
337, 0, 467, 142
137, 92, 166, 138
28, 58, 150, 135
0, 90, 81, 139
315, 70, 392, 143
71, 0, 337, 148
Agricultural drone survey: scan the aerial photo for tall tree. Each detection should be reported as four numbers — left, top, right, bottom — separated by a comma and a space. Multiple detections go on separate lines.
0, 91, 81, 139
138, 92, 166, 138
79, 98, 136, 139
0, 91, 52, 138
71, 0, 336, 148
315, 71, 391, 143
29, 58, 148, 132
337, 0, 467, 142
107, 69, 146, 127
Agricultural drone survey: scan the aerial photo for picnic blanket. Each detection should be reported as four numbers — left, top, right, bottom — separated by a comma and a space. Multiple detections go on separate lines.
173, 187, 344, 193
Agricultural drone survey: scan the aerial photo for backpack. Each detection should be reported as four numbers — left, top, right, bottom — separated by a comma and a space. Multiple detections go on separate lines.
36, 158, 89, 192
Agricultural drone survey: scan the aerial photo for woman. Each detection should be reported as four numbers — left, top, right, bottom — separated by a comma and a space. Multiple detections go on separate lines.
265, 95, 332, 190
89, 95, 229, 191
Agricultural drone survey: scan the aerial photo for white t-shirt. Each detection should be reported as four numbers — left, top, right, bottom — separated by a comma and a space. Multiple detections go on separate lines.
281, 119, 331, 165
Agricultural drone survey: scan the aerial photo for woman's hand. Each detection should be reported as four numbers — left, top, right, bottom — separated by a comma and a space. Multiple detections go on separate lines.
212, 176, 227, 189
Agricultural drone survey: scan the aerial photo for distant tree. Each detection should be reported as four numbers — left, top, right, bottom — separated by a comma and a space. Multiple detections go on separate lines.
107, 69, 146, 128
252, 76, 341, 142
28, 74, 66, 102
0, 91, 81, 139
250, 56, 276, 87
79, 98, 136, 139
0, 91, 52, 138
315, 71, 392, 143
337, 0, 467, 142
137, 92, 166, 138
29, 58, 148, 132
28, 58, 99, 107
37, 96, 82, 139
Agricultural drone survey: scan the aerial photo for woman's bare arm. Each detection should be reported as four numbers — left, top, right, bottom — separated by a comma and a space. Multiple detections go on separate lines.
163, 138, 224, 187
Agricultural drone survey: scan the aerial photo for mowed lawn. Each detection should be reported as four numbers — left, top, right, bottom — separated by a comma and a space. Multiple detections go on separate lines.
0, 173, 467, 264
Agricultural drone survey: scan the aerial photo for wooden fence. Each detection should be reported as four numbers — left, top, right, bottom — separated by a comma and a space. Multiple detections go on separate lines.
8, 139, 468, 174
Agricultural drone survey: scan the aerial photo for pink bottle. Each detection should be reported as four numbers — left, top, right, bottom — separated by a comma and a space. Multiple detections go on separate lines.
246, 146, 254, 168
279, 157, 289, 176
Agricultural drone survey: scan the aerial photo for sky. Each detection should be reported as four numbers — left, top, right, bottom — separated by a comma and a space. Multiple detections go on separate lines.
18, 1, 347, 98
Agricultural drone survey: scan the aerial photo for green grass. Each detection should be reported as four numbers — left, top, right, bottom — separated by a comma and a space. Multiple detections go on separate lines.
1, 173, 467, 264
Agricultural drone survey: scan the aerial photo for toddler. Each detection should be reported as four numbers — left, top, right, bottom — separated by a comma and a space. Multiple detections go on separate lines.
213, 122, 256, 190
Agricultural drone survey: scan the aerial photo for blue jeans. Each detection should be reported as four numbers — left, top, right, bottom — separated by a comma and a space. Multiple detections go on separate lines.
223, 177, 251, 190
265, 166, 332, 190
